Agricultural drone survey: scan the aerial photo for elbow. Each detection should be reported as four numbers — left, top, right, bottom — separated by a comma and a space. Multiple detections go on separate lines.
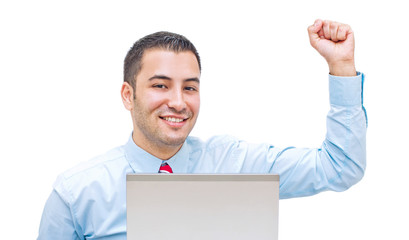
346, 166, 365, 190
323, 137, 366, 192
335, 156, 366, 192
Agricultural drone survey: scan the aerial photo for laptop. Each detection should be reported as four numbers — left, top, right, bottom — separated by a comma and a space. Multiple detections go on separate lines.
126, 174, 279, 240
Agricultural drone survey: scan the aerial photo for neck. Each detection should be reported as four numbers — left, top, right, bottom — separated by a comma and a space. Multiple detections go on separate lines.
132, 133, 183, 160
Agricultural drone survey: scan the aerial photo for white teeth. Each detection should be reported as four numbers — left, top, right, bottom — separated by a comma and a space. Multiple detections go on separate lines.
163, 117, 184, 123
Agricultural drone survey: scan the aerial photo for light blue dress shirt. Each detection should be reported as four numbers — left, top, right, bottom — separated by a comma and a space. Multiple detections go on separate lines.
38, 73, 367, 240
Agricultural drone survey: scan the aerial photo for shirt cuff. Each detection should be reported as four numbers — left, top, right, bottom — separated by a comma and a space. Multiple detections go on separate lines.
329, 72, 364, 106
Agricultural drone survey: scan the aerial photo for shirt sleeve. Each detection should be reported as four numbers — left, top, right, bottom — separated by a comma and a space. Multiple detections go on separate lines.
37, 190, 82, 240
225, 73, 367, 199
274, 72, 367, 199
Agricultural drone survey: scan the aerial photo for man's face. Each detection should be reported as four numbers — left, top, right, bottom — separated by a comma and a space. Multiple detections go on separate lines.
130, 49, 200, 153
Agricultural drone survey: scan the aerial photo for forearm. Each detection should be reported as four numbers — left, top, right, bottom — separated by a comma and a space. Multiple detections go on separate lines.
324, 72, 367, 188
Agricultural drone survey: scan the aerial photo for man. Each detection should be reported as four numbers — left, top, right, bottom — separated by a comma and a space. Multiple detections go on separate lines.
38, 19, 367, 239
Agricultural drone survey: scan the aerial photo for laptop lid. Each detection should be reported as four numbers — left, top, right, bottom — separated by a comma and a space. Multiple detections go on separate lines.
126, 174, 279, 240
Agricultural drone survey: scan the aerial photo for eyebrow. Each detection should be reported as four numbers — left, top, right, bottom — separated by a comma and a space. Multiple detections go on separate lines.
149, 75, 200, 83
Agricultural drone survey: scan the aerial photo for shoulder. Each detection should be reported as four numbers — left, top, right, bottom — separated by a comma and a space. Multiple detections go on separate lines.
187, 135, 240, 147
53, 145, 129, 197
186, 135, 249, 154
186, 135, 279, 159
59, 146, 126, 179
50, 145, 130, 233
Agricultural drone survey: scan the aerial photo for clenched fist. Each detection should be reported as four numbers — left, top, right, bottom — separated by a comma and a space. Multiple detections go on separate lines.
308, 19, 356, 76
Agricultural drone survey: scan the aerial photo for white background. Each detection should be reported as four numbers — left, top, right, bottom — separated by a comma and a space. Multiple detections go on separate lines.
1, 0, 408, 239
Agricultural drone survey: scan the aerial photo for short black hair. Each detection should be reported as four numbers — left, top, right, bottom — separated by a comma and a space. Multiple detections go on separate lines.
124, 31, 201, 90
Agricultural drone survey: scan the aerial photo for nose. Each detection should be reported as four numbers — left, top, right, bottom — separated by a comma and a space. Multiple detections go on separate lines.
167, 88, 186, 112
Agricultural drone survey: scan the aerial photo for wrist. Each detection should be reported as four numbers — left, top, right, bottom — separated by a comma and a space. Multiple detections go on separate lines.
328, 60, 356, 76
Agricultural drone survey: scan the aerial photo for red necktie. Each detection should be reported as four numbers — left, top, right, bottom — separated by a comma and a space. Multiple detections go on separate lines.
158, 162, 173, 173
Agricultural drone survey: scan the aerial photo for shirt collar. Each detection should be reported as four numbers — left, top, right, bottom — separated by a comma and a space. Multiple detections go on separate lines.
124, 134, 190, 173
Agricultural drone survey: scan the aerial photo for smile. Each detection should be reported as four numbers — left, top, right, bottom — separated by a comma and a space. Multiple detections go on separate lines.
160, 116, 186, 123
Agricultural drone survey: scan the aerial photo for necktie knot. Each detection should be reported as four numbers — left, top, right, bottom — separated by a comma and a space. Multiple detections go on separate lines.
158, 162, 173, 173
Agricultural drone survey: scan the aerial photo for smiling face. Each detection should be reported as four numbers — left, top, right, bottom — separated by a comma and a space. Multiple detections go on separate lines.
121, 49, 201, 159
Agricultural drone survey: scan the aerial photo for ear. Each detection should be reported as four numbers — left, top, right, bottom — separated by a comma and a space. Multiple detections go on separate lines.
121, 82, 134, 111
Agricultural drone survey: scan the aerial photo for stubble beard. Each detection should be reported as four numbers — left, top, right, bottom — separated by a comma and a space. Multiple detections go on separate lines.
132, 99, 195, 150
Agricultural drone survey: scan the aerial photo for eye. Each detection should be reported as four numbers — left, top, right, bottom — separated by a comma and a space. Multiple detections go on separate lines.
184, 86, 198, 91
153, 84, 167, 89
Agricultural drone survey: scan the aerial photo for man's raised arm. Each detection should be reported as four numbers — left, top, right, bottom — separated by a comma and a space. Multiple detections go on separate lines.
263, 20, 366, 198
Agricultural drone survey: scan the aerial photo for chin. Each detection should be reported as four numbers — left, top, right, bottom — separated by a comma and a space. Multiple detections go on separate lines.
159, 134, 189, 147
